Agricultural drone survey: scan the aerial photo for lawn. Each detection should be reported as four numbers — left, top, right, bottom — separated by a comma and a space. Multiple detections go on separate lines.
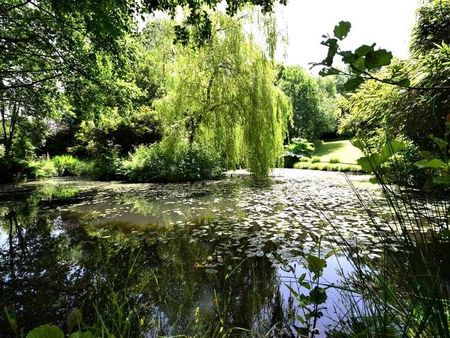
293, 139, 365, 172
314, 140, 363, 164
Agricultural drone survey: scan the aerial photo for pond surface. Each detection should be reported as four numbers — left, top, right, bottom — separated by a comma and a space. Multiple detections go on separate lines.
0, 169, 389, 337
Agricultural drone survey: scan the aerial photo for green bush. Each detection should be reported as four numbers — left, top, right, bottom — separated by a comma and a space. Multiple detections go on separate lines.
310, 156, 321, 163
299, 156, 311, 162
381, 145, 426, 186
30, 159, 58, 179
52, 155, 87, 176
285, 138, 315, 156
122, 141, 224, 182
284, 138, 315, 168
329, 157, 340, 163
85, 148, 122, 181
356, 139, 427, 187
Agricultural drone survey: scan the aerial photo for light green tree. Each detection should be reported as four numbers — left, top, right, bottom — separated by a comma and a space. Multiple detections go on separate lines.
155, 15, 292, 178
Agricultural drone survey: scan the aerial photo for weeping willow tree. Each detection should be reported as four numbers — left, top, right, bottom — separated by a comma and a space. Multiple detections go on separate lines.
154, 14, 292, 179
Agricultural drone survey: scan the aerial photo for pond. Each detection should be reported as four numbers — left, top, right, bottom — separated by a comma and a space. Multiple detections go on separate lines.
0, 169, 391, 337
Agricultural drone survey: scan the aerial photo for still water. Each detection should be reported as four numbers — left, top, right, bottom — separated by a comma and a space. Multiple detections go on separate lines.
0, 169, 386, 337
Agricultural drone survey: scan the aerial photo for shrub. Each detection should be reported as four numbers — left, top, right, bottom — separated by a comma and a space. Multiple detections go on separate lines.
329, 157, 340, 163
285, 138, 315, 157
299, 156, 311, 162
74, 107, 162, 158
52, 155, 87, 176
356, 139, 428, 187
30, 158, 57, 179
310, 156, 321, 163
283, 138, 316, 168
85, 148, 122, 181
122, 141, 224, 183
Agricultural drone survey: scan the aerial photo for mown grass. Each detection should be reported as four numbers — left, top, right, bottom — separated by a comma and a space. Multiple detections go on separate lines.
314, 140, 363, 164
294, 140, 364, 172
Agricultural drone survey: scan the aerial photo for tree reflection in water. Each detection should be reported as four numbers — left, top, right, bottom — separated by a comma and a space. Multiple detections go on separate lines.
0, 193, 292, 337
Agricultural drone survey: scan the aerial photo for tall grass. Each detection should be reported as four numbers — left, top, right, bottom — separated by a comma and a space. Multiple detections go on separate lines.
325, 142, 450, 337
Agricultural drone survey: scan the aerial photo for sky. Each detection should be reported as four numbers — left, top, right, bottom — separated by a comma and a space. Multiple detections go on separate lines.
273, 0, 420, 71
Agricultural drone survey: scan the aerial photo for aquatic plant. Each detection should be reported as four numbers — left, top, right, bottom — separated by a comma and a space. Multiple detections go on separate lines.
326, 140, 450, 337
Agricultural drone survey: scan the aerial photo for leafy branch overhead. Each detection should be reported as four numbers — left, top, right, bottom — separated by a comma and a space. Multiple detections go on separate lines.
313, 21, 408, 91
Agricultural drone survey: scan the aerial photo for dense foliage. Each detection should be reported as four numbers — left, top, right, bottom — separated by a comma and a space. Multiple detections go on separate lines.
155, 15, 291, 178
277, 66, 339, 140
330, 0, 450, 187
122, 141, 224, 182
1, 2, 291, 182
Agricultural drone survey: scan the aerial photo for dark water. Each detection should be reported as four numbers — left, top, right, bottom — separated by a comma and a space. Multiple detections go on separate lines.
0, 170, 386, 337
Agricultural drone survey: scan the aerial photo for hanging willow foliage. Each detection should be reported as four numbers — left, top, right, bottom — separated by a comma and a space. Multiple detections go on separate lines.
154, 14, 292, 179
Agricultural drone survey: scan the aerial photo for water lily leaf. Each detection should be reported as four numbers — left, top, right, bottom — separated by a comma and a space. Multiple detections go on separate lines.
26, 325, 64, 338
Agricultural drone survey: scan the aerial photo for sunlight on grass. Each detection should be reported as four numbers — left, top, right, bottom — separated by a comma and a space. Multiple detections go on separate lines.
314, 140, 363, 164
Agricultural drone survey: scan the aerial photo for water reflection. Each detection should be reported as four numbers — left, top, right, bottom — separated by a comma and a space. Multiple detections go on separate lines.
0, 174, 384, 337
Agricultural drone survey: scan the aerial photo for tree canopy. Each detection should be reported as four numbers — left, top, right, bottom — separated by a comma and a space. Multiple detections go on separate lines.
155, 15, 292, 178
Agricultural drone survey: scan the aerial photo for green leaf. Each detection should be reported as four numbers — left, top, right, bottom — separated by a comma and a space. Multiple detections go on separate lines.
396, 78, 411, 87
319, 68, 340, 76
306, 254, 327, 278
340, 51, 357, 64
298, 272, 307, 284
379, 140, 406, 162
357, 157, 374, 172
351, 138, 365, 150
325, 248, 340, 259
309, 286, 328, 304
430, 135, 448, 151
301, 282, 311, 289
343, 77, 365, 91
415, 159, 447, 169
353, 57, 366, 72
433, 176, 450, 185
364, 49, 393, 69
285, 284, 299, 298
27, 325, 64, 338
355, 44, 375, 57
296, 314, 306, 324
333, 21, 351, 40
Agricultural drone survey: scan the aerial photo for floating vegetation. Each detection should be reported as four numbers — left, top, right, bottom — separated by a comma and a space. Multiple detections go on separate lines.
1, 171, 444, 336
